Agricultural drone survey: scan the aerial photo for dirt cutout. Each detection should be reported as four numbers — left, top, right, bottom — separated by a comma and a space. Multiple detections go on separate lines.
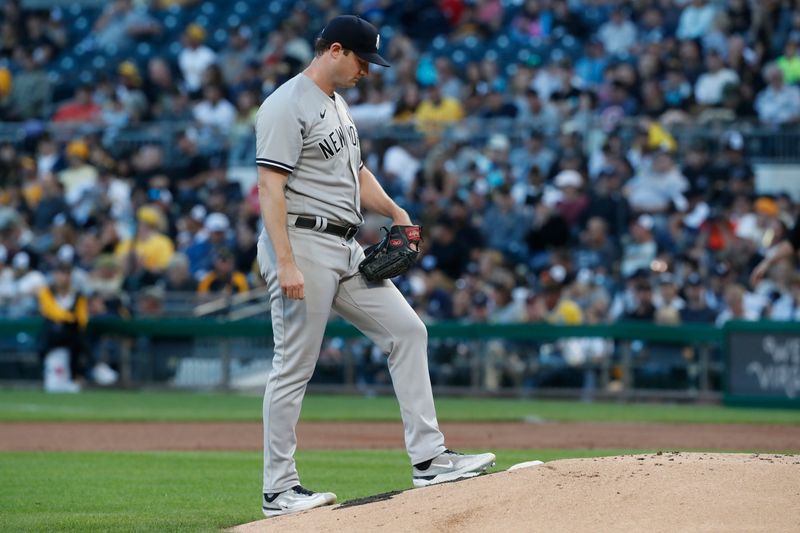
232, 453, 800, 533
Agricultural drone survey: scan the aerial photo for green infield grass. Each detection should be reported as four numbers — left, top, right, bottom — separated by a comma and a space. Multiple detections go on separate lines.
1, 389, 800, 424
0, 449, 635, 533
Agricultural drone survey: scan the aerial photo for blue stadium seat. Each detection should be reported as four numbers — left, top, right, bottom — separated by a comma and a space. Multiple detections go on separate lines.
234, 1, 251, 16
201, 1, 216, 16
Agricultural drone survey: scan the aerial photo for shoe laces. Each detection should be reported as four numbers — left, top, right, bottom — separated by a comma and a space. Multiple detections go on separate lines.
292, 485, 314, 496
443, 449, 464, 455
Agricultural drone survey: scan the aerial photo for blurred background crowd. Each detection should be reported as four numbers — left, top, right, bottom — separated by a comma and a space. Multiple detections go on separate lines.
0, 0, 799, 358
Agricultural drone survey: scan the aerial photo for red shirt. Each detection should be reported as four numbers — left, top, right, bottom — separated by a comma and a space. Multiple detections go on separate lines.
52, 102, 102, 123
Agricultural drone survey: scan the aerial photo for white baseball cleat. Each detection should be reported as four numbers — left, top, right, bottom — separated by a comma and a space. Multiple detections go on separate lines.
262, 485, 337, 517
412, 449, 496, 487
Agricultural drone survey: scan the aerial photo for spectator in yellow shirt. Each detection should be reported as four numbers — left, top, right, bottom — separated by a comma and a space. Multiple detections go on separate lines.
414, 84, 465, 132
541, 267, 583, 325
115, 205, 174, 279
38, 262, 89, 383
197, 248, 248, 296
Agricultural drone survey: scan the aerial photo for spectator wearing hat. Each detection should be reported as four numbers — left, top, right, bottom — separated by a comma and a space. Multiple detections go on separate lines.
8, 251, 47, 317
623, 278, 656, 322
185, 212, 233, 278
755, 63, 800, 125
37, 260, 90, 388
179, 23, 217, 96
198, 247, 248, 296
621, 215, 657, 278
552, 169, 588, 226
115, 61, 148, 123
55, 244, 89, 294
465, 290, 492, 323
58, 140, 98, 210
176, 204, 207, 250
679, 273, 717, 324
87, 253, 124, 298
735, 196, 781, 249
654, 272, 685, 312
540, 266, 583, 325
115, 205, 175, 284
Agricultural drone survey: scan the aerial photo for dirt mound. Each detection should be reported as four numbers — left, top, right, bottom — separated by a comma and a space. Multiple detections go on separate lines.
232, 453, 800, 533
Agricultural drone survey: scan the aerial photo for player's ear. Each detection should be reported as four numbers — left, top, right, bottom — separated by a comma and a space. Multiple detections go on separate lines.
329, 42, 343, 58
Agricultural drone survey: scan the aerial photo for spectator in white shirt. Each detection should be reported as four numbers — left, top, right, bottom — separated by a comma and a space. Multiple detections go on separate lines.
768, 273, 800, 321
755, 63, 800, 125
715, 284, 762, 326
677, 0, 716, 41
625, 149, 689, 213
192, 84, 236, 135
694, 50, 739, 106
178, 24, 217, 96
596, 8, 637, 57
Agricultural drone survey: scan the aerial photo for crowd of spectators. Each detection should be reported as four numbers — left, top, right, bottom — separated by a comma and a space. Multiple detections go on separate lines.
0, 0, 799, 354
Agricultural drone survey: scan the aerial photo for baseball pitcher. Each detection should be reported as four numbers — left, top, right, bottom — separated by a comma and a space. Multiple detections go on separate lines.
255, 15, 495, 517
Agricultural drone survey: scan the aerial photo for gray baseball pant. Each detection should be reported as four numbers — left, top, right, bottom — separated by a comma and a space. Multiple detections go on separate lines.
257, 224, 446, 493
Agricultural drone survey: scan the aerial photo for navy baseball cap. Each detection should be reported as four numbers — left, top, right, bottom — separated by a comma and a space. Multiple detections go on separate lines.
320, 15, 390, 67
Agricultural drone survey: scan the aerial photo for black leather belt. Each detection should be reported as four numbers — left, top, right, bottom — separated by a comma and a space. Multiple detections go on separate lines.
294, 216, 360, 240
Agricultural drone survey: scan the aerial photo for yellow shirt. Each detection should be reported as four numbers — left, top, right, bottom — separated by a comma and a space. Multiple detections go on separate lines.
546, 299, 583, 325
414, 97, 465, 129
778, 55, 800, 85
647, 123, 677, 153
115, 233, 175, 272
38, 286, 88, 329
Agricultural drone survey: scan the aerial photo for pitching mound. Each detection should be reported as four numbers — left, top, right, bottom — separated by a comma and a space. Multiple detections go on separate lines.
232, 453, 800, 532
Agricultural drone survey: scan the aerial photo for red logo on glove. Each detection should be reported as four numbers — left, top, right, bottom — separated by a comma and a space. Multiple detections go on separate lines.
390, 239, 403, 247
405, 227, 420, 241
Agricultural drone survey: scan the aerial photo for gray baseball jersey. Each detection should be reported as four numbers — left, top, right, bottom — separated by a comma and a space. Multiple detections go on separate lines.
255, 73, 446, 495
255, 73, 364, 226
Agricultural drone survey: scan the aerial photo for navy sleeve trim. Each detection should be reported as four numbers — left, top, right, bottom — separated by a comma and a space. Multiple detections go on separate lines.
256, 159, 294, 173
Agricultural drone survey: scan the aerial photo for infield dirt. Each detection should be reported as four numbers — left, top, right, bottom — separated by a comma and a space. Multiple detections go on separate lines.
232, 453, 800, 532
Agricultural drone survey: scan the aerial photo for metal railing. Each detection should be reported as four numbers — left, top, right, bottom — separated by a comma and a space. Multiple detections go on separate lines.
4, 118, 800, 165
3, 318, 790, 403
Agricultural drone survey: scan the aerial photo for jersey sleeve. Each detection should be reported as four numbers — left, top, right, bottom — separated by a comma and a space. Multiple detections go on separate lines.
255, 98, 303, 174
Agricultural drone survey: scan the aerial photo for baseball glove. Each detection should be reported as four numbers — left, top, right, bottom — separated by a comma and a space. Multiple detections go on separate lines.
359, 225, 422, 281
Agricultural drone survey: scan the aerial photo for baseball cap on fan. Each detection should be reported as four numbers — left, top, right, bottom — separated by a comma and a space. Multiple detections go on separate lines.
320, 15, 390, 67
